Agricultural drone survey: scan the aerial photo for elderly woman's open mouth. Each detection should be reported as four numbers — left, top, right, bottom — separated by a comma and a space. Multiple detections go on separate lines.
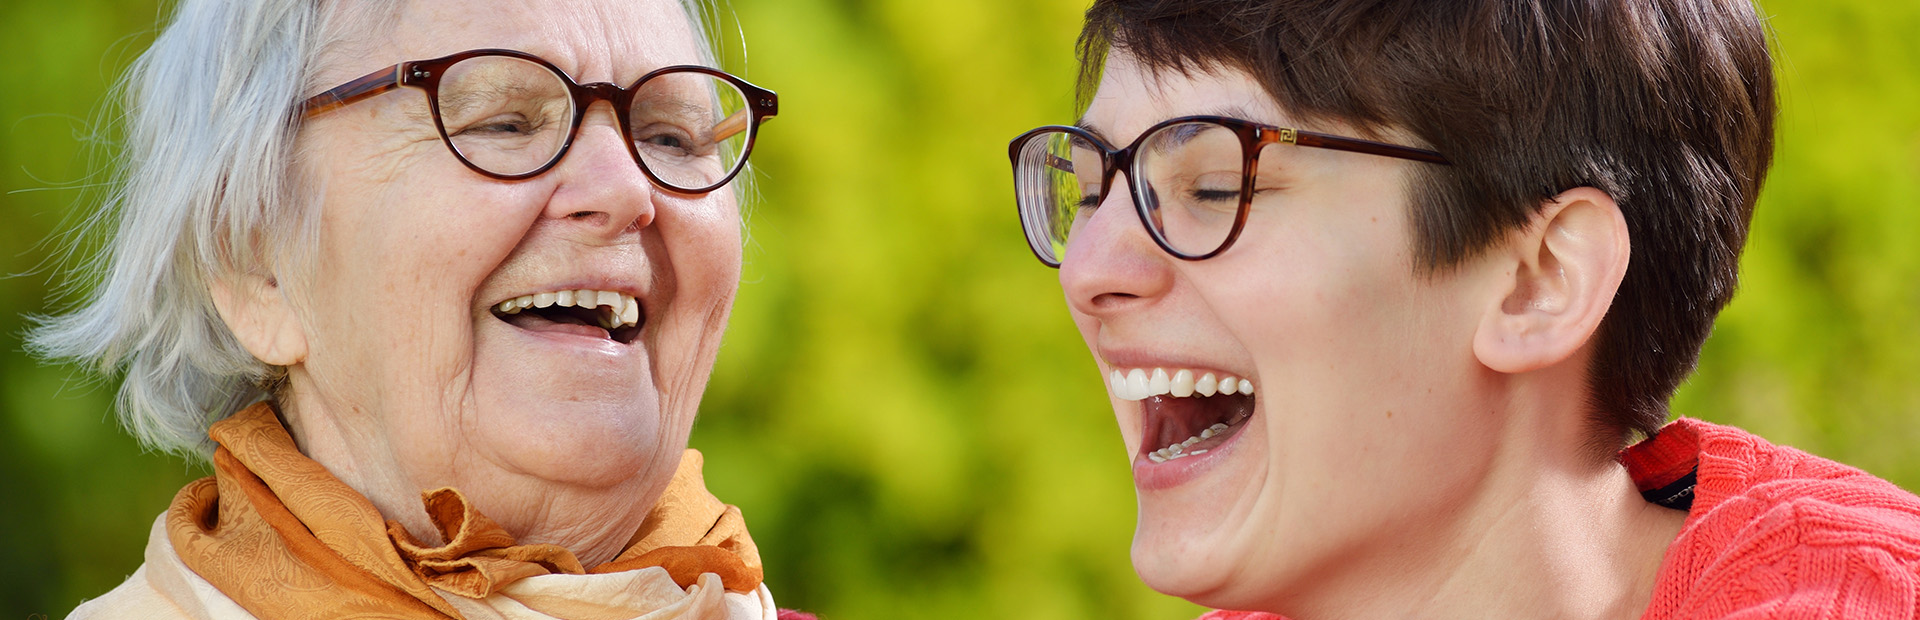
1109, 368, 1256, 464
491, 288, 646, 345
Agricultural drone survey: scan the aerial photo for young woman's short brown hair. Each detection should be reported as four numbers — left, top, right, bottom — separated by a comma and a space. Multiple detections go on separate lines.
1078, 0, 1777, 444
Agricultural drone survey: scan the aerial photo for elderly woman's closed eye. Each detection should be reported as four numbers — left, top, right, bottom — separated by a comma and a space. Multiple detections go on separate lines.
31, 0, 798, 618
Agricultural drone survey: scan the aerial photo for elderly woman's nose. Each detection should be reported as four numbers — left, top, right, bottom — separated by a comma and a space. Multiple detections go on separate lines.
543, 102, 655, 234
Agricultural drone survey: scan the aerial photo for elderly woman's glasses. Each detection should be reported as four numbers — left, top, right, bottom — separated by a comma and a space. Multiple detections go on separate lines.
1008, 116, 1450, 267
302, 49, 778, 194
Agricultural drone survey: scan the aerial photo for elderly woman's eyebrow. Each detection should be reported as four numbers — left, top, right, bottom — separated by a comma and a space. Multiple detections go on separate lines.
436, 82, 550, 118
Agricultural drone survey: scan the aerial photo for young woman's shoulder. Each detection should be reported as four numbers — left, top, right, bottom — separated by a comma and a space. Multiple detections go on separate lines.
1195, 419, 1920, 620
1643, 417, 1920, 620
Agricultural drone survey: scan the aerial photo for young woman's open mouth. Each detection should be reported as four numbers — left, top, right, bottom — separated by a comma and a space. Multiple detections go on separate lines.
1110, 367, 1256, 489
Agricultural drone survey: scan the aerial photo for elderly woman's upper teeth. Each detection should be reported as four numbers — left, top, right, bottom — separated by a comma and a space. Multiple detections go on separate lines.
621, 298, 640, 326
1110, 367, 1253, 400
495, 289, 639, 328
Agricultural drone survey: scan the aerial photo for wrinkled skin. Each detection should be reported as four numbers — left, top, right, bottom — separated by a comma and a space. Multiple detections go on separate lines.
220, 0, 741, 567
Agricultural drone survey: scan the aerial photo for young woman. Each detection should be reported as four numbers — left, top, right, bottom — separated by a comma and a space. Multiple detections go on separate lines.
1007, 1, 1920, 618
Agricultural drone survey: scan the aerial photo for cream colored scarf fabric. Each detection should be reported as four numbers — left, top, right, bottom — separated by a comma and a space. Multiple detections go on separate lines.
68, 403, 774, 620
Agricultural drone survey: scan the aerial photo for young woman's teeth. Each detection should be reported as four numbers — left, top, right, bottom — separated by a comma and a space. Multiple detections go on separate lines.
1107, 368, 1254, 402
494, 289, 641, 330
1147, 423, 1231, 463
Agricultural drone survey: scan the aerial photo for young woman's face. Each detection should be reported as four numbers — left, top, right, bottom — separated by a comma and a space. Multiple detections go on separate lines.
1061, 52, 1502, 609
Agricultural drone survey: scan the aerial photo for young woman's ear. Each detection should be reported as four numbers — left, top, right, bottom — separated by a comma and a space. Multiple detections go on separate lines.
1472, 187, 1630, 374
209, 271, 307, 367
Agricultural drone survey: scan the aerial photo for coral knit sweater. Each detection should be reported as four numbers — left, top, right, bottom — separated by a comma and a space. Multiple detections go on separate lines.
1199, 418, 1920, 620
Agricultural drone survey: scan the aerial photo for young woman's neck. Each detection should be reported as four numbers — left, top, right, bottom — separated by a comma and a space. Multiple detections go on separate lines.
1275, 370, 1689, 620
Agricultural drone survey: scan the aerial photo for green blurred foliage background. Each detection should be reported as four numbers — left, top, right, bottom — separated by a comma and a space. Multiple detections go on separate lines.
1, 0, 1915, 618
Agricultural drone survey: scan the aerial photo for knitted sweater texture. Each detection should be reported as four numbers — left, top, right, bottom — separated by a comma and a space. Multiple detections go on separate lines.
1198, 418, 1920, 620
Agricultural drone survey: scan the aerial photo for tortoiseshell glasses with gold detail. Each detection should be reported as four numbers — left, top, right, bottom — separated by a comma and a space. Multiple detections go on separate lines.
1008, 116, 1449, 267
302, 48, 778, 194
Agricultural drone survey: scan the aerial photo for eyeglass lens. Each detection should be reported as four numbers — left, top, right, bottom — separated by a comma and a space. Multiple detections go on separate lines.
434, 55, 753, 189
1015, 120, 1248, 264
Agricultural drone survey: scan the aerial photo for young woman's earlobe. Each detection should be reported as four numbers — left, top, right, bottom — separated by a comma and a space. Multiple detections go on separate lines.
1473, 187, 1631, 374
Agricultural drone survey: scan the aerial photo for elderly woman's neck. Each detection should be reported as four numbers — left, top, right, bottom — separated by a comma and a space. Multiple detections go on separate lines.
275, 386, 664, 567
275, 394, 445, 546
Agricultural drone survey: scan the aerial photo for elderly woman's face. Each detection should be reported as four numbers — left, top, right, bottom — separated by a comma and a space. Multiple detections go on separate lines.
286, 0, 737, 520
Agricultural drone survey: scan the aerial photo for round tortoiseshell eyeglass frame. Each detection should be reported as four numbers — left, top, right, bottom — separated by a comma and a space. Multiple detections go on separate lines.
299, 48, 779, 194
1008, 115, 1451, 268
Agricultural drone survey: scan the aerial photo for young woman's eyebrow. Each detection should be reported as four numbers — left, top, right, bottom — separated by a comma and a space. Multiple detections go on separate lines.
1074, 105, 1266, 147
1201, 105, 1260, 121
1073, 118, 1111, 144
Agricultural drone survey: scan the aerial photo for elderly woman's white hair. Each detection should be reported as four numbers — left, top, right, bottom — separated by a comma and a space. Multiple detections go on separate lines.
30, 0, 722, 459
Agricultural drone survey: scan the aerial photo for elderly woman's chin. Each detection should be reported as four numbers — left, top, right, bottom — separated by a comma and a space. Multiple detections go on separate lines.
467, 314, 683, 488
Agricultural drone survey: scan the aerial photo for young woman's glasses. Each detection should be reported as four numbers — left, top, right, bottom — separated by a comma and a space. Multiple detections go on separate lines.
302, 48, 778, 194
1008, 116, 1449, 267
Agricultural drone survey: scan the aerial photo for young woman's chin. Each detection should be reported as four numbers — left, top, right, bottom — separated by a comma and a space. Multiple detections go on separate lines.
1127, 412, 1276, 607
1132, 534, 1274, 612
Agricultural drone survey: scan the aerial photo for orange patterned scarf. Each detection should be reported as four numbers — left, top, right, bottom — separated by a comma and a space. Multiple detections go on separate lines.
165, 402, 763, 619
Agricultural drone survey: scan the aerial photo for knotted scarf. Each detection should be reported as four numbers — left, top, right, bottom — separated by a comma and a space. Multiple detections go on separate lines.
163, 402, 766, 619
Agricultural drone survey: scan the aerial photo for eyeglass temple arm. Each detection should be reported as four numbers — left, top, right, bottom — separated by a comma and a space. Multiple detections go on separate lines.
300, 64, 405, 118
1046, 153, 1074, 174
711, 83, 781, 142
1293, 129, 1452, 165
711, 109, 750, 143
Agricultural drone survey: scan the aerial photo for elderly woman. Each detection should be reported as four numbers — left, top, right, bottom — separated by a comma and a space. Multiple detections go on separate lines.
32, 0, 795, 618
1010, 0, 1920, 619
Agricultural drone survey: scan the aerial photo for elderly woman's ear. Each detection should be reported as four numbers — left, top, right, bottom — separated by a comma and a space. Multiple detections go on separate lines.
209, 270, 307, 367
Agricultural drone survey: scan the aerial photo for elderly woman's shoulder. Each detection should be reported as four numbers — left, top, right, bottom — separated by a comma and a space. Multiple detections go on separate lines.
66, 517, 253, 619
66, 570, 181, 620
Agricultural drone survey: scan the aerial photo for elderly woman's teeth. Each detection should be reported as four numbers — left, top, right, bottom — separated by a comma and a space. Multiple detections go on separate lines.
1108, 368, 1253, 401
494, 289, 642, 330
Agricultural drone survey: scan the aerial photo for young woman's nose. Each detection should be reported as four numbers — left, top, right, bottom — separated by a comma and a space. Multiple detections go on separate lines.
1060, 182, 1176, 317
